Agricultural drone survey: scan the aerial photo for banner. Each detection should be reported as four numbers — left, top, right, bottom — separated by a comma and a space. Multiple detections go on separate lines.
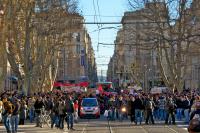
80, 49, 85, 67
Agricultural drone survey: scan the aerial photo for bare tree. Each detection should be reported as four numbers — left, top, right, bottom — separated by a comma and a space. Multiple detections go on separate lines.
127, 0, 200, 91
1, 0, 81, 95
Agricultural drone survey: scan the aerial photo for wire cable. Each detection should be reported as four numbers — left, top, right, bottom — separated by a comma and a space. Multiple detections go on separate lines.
92, 0, 98, 24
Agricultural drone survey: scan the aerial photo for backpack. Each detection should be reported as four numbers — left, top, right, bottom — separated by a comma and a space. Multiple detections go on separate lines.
3, 101, 13, 115
146, 100, 153, 109
168, 100, 175, 110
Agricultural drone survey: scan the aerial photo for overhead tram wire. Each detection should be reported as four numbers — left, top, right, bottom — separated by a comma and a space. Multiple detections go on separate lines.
96, 0, 103, 27
84, 15, 123, 18
82, 21, 168, 25
92, 0, 103, 52
92, 0, 98, 25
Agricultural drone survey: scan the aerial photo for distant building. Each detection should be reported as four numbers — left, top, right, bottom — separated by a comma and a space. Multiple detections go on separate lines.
108, 3, 161, 90
56, 14, 98, 84
108, 1, 200, 90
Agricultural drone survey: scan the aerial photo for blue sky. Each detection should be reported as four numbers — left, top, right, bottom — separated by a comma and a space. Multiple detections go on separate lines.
79, 0, 128, 76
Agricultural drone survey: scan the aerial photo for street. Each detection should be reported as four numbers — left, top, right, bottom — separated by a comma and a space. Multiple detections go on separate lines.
0, 117, 189, 133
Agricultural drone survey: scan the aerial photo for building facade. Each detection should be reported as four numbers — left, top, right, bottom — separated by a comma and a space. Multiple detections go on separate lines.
108, 1, 200, 91
56, 15, 98, 84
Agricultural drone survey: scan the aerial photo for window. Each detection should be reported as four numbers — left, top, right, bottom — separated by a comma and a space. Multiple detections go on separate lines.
76, 43, 80, 54
76, 33, 80, 42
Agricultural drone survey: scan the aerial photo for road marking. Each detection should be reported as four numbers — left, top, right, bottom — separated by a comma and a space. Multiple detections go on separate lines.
81, 119, 89, 133
165, 126, 179, 133
108, 120, 114, 133
110, 125, 114, 133
141, 126, 149, 133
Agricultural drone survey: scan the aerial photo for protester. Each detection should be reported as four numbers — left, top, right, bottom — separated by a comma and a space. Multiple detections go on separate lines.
145, 95, 155, 124
65, 95, 75, 130
1, 88, 200, 132
134, 94, 143, 125
51, 99, 59, 129
58, 99, 65, 129
2, 97, 13, 133
28, 97, 35, 123
34, 97, 45, 127
165, 96, 176, 125
11, 98, 20, 133
19, 99, 27, 125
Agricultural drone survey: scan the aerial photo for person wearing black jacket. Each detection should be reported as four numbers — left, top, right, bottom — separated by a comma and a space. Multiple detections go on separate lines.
176, 96, 184, 121
51, 100, 59, 129
145, 96, 155, 125
182, 96, 190, 124
34, 97, 45, 127
134, 94, 143, 125
128, 95, 135, 124
11, 99, 20, 133
65, 95, 75, 130
165, 96, 176, 125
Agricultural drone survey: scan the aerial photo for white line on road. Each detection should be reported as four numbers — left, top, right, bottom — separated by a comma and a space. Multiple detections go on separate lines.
108, 120, 114, 133
81, 119, 89, 133
141, 126, 149, 133
110, 125, 114, 133
165, 126, 179, 133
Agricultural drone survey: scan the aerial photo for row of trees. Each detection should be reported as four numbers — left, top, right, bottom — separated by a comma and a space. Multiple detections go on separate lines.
0, 0, 80, 95
128, 0, 200, 91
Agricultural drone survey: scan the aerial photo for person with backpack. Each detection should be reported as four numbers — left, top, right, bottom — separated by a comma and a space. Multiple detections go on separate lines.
65, 95, 75, 130
145, 95, 155, 125
165, 96, 177, 125
34, 97, 45, 127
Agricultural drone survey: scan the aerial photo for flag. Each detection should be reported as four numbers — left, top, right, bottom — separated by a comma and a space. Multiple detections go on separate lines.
80, 49, 85, 67
98, 85, 103, 93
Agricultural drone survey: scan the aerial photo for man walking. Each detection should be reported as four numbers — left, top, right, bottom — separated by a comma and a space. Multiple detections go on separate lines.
11, 98, 20, 133
165, 96, 176, 125
145, 95, 155, 124
2, 97, 13, 133
65, 95, 75, 130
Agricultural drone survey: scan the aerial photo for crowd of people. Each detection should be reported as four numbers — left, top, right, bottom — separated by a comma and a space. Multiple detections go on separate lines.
0, 89, 200, 133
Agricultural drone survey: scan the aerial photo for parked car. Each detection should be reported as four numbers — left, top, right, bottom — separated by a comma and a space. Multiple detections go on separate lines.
79, 98, 100, 119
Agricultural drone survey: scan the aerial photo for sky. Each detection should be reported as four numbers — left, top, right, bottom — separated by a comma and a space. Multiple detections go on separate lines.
79, 0, 128, 77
